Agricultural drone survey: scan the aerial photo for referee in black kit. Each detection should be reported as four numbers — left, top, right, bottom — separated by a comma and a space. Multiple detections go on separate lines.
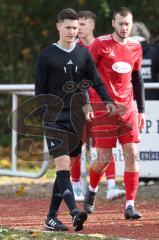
35, 8, 115, 232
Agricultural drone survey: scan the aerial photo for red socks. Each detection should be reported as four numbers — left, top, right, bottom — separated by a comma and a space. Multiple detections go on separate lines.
105, 155, 115, 179
89, 167, 104, 189
71, 156, 81, 182
124, 172, 139, 200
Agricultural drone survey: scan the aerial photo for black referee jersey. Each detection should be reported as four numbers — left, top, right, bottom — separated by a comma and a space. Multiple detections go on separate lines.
35, 43, 111, 107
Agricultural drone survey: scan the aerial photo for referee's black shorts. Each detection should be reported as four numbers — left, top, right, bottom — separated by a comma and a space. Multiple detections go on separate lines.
44, 109, 86, 158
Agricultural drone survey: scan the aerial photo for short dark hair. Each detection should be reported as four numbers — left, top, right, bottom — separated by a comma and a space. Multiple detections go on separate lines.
78, 10, 97, 22
113, 6, 133, 20
57, 8, 78, 22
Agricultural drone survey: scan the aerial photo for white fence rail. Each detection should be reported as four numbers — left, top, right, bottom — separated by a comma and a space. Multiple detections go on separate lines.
0, 84, 49, 178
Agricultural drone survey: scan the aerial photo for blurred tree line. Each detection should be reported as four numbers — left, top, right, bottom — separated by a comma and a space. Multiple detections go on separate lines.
0, 0, 159, 145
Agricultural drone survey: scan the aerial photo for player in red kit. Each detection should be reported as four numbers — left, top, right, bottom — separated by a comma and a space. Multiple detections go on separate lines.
71, 10, 125, 201
84, 6, 145, 219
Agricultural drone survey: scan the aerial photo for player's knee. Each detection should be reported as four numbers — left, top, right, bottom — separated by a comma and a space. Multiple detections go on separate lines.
97, 148, 112, 163
92, 161, 107, 172
55, 155, 71, 171
125, 153, 138, 168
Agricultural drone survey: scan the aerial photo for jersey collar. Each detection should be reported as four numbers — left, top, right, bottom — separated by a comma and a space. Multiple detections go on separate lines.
53, 42, 76, 53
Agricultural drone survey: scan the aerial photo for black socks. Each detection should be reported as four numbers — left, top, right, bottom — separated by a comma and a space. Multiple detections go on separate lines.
47, 177, 62, 218
56, 170, 77, 215
47, 170, 78, 218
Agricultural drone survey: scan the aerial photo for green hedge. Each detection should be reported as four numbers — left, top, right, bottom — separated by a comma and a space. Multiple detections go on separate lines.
1, 0, 159, 84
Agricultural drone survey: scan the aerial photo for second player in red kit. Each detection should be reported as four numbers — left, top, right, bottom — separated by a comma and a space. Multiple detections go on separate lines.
84, 6, 145, 220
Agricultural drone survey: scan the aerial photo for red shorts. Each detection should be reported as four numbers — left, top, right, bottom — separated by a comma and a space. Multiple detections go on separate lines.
91, 109, 140, 148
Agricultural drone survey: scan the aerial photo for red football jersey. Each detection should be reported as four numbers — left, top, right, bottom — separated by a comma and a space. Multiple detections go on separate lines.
76, 38, 89, 49
89, 34, 143, 109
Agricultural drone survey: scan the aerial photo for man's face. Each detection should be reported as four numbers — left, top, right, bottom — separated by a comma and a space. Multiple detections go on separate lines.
56, 19, 79, 43
112, 13, 133, 39
78, 17, 95, 39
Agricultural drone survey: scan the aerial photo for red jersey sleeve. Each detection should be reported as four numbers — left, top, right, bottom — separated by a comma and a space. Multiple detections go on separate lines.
133, 44, 143, 71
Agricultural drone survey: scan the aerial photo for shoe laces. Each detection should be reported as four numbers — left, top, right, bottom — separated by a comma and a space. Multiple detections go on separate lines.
54, 218, 63, 225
